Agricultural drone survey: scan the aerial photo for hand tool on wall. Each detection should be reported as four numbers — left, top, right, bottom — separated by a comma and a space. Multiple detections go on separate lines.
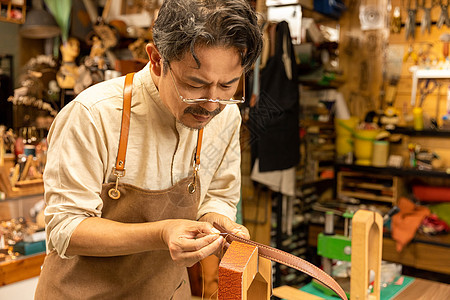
437, 0, 450, 28
420, 0, 432, 34
403, 44, 419, 64
444, 84, 450, 122
418, 79, 438, 107
440, 33, 450, 58
431, 82, 442, 129
405, 0, 418, 40
390, 6, 402, 33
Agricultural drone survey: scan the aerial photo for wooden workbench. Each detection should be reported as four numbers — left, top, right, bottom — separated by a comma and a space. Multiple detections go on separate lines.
393, 278, 450, 299
0, 252, 46, 286
273, 277, 450, 299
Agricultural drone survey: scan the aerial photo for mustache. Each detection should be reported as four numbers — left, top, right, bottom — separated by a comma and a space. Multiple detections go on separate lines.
184, 105, 222, 117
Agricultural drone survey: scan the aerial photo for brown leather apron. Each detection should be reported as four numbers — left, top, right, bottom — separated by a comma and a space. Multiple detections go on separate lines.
35, 73, 204, 300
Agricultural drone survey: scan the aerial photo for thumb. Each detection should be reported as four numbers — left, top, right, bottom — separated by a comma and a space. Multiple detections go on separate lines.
230, 224, 250, 239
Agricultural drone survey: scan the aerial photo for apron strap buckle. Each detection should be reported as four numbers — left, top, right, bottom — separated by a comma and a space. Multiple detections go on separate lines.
188, 167, 199, 194
109, 167, 126, 199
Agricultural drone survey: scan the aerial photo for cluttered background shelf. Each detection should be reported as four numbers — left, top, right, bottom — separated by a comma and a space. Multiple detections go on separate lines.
308, 223, 450, 279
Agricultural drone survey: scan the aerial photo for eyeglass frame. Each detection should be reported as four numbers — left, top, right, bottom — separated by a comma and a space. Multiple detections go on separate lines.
167, 65, 245, 105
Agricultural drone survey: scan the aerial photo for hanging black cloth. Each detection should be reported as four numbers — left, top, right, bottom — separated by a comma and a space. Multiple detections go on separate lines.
0, 73, 13, 128
249, 21, 300, 172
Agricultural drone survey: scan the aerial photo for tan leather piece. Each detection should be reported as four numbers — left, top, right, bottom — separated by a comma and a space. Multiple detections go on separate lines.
114, 72, 134, 172
214, 223, 348, 300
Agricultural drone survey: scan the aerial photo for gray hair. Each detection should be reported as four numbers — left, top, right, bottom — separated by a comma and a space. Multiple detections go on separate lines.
153, 0, 262, 73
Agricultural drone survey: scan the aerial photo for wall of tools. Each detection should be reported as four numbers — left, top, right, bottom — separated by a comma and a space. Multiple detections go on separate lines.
339, 0, 449, 124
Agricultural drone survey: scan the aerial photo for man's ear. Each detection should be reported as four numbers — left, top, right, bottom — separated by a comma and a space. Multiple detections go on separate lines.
146, 43, 162, 76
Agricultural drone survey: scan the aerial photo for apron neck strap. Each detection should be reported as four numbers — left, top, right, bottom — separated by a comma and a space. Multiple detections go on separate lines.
193, 128, 203, 171
113, 72, 135, 177
114, 73, 204, 176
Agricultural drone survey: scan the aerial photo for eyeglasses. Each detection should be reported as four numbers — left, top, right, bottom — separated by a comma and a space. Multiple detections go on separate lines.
168, 66, 245, 105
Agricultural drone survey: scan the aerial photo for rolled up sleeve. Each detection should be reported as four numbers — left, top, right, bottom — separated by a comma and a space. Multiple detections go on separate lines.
44, 101, 107, 258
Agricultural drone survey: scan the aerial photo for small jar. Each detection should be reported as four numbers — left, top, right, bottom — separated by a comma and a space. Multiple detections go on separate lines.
413, 107, 424, 131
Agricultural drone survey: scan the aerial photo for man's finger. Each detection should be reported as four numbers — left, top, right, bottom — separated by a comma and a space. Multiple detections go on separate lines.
177, 232, 221, 252
174, 236, 224, 266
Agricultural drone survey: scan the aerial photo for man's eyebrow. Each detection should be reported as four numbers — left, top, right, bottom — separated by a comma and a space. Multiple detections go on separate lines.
186, 76, 241, 85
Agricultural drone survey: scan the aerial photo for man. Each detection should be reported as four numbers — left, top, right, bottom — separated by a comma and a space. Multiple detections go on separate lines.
35, 0, 262, 299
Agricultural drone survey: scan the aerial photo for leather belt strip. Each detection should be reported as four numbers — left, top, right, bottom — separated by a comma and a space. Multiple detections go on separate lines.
214, 223, 348, 300
114, 72, 135, 173
108, 73, 134, 199
194, 128, 203, 168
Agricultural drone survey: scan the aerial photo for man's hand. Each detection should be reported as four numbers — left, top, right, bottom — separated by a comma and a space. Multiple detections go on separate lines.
198, 212, 250, 239
161, 219, 224, 267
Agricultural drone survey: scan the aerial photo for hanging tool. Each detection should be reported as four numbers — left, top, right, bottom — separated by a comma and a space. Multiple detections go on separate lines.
437, 0, 450, 28
403, 44, 419, 64
431, 82, 442, 129
418, 79, 439, 107
420, 0, 432, 34
391, 6, 402, 33
359, 60, 369, 91
405, 0, 418, 40
440, 33, 450, 59
443, 84, 450, 123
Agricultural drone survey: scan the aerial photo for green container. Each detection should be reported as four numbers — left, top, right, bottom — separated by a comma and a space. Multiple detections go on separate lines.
13, 240, 46, 256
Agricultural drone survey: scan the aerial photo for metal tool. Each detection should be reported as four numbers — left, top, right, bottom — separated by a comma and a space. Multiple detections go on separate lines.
418, 79, 439, 107
391, 6, 402, 33
431, 82, 442, 129
405, 0, 418, 40
383, 206, 400, 223
440, 33, 450, 58
403, 44, 419, 64
437, 0, 450, 28
420, 0, 432, 34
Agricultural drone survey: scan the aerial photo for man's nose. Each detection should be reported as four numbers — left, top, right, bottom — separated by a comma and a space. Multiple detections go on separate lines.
198, 101, 220, 112
199, 86, 221, 112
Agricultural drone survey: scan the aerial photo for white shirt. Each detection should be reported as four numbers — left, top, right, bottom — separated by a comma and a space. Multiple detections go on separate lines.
44, 64, 242, 258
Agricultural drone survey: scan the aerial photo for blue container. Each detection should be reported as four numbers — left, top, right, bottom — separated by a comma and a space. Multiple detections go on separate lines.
314, 0, 347, 19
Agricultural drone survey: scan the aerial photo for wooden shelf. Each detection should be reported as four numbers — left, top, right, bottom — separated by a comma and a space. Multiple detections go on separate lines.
0, 1, 26, 24
335, 163, 450, 179
338, 191, 395, 203
0, 166, 44, 199
0, 253, 46, 286
388, 127, 450, 137
410, 68, 450, 106
337, 171, 398, 204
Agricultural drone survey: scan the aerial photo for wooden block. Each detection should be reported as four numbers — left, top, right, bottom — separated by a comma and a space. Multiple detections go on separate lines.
218, 241, 271, 300
350, 210, 383, 300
